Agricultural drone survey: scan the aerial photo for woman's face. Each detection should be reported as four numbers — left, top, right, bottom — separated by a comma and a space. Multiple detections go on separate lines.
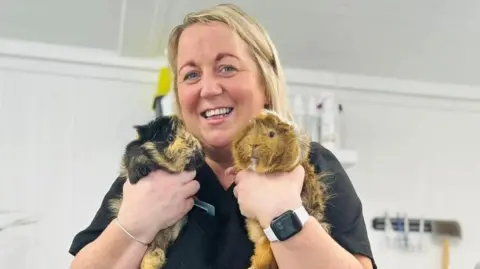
176, 22, 267, 152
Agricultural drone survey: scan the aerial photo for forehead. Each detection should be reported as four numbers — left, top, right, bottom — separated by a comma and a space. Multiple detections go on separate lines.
177, 22, 250, 66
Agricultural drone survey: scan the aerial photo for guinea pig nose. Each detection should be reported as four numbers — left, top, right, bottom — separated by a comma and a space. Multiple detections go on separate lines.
252, 144, 259, 148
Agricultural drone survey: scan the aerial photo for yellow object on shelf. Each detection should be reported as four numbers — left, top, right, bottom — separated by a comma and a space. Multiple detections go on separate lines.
153, 66, 172, 117
156, 67, 172, 97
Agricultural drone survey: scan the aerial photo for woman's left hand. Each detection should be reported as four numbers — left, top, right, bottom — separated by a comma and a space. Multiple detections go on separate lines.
226, 165, 305, 228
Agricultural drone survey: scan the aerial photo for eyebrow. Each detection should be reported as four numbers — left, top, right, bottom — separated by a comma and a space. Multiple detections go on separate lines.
178, 52, 240, 73
215, 52, 239, 62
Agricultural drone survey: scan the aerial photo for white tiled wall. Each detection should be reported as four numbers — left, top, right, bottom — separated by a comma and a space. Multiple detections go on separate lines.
0, 65, 156, 269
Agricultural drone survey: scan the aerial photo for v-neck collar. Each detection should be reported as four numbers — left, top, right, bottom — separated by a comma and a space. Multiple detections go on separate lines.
195, 162, 237, 219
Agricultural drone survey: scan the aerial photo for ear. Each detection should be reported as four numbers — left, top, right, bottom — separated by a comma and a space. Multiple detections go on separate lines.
170, 114, 181, 123
277, 122, 291, 132
133, 124, 149, 139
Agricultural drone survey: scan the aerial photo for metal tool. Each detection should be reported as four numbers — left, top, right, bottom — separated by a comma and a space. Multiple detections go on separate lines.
417, 216, 426, 252
403, 213, 411, 251
394, 212, 404, 249
431, 220, 462, 269
382, 211, 395, 249
193, 197, 215, 216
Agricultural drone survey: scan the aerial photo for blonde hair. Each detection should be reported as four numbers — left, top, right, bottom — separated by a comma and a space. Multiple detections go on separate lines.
167, 3, 293, 122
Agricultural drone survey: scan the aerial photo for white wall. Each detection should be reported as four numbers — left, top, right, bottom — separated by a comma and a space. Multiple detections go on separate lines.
0, 41, 160, 269
0, 0, 122, 51
1, 39, 479, 269
292, 85, 480, 269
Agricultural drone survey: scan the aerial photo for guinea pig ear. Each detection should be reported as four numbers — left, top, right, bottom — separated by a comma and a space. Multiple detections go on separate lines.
262, 108, 280, 118
277, 122, 291, 132
133, 124, 149, 139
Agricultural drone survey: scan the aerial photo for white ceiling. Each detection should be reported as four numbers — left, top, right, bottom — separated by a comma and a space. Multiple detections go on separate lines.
1, 0, 480, 86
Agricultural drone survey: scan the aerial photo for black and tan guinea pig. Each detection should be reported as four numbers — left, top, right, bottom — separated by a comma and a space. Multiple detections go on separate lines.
232, 109, 331, 269
108, 115, 204, 269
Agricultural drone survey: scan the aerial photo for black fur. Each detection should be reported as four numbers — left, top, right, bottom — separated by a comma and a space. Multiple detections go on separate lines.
121, 116, 204, 184
109, 115, 205, 269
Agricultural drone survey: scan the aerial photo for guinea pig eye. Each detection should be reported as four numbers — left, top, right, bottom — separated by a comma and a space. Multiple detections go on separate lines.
167, 135, 174, 143
268, 131, 275, 138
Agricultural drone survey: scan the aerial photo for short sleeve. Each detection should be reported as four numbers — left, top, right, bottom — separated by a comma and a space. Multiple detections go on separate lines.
308, 142, 377, 269
68, 177, 125, 256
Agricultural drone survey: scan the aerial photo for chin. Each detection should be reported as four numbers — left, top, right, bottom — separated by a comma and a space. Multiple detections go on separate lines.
202, 131, 233, 150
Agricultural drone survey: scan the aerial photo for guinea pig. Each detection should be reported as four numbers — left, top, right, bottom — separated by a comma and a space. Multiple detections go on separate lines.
122, 115, 204, 183
232, 109, 330, 269
109, 115, 204, 269
232, 109, 310, 174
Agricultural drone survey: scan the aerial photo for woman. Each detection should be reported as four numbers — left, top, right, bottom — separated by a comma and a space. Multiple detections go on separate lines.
69, 4, 376, 269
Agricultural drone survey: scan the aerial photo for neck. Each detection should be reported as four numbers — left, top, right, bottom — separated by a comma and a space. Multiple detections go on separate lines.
205, 147, 235, 190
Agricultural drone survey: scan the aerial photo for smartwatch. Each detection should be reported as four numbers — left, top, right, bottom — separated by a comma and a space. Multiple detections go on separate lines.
263, 206, 310, 242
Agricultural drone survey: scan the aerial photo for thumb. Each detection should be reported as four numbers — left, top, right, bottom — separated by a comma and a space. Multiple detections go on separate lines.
292, 165, 305, 188
225, 167, 238, 176
179, 170, 197, 183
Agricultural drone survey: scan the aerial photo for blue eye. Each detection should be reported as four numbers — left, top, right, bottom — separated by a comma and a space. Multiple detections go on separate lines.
184, 72, 199, 81
220, 65, 236, 73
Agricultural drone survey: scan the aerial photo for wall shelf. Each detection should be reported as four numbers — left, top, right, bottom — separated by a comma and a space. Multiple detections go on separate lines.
372, 217, 433, 232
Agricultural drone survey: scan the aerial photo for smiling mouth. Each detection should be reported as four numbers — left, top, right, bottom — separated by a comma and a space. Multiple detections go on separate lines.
201, 107, 234, 119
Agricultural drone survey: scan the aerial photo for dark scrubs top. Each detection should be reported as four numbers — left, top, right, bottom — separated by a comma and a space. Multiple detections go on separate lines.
69, 142, 376, 269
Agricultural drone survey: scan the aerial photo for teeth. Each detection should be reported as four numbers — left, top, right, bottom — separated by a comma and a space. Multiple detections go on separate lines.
205, 107, 232, 118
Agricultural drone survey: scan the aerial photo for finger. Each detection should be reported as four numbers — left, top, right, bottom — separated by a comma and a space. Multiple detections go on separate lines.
238, 204, 249, 218
233, 186, 238, 198
179, 170, 197, 184
149, 170, 196, 184
234, 169, 252, 184
293, 165, 305, 184
233, 175, 240, 185
295, 165, 305, 177
185, 197, 195, 211
179, 197, 195, 215
180, 179, 200, 198
147, 169, 168, 181
122, 179, 131, 191
225, 167, 236, 176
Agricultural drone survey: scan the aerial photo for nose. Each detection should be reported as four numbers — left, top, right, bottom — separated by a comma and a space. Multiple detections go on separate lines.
200, 73, 222, 97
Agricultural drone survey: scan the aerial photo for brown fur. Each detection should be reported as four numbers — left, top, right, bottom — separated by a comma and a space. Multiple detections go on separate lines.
108, 115, 204, 269
232, 110, 331, 269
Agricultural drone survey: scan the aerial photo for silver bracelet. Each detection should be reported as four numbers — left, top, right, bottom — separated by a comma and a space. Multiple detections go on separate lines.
114, 218, 149, 246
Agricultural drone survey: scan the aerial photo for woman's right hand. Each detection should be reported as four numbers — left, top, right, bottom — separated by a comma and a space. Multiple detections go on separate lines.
116, 170, 199, 244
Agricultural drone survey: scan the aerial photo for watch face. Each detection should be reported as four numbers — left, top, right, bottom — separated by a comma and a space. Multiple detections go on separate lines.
271, 210, 303, 241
